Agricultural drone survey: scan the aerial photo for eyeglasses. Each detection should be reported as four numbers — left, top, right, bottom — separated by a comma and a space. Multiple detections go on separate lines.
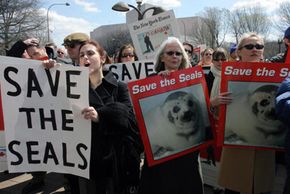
242, 44, 264, 50
64, 43, 77, 49
213, 58, 227, 62
185, 49, 192, 54
165, 51, 182, 56
57, 51, 64, 54
205, 53, 212, 56
121, 53, 135, 58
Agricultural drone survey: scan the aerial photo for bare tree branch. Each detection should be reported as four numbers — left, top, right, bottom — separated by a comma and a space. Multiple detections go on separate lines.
0, 0, 46, 55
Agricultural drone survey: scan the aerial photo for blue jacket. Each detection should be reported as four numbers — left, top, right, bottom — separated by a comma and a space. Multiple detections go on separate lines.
276, 76, 290, 126
275, 76, 290, 193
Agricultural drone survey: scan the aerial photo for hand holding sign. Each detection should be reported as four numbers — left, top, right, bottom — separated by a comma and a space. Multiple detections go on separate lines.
82, 107, 99, 122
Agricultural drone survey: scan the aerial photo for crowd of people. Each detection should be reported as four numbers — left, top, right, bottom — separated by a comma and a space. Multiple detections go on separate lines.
2, 25, 290, 194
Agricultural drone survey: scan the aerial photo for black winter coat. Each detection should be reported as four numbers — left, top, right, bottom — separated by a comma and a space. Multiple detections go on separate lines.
139, 152, 203, 194
89, 71, 142, 193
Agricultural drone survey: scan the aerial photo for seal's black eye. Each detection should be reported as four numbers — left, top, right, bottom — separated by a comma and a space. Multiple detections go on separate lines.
260, 99, 270, 107
173, 106, 180, 113
188, 100, 194, 107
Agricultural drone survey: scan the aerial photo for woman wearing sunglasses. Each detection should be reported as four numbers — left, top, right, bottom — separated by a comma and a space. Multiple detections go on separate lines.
206, 48, 232, 120
117, 44, 138, 63
218, 32, 275, 194
197, 48, 214, 67
139, 37, 204, 194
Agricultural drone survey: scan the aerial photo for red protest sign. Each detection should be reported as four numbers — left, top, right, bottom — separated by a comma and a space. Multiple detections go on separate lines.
128, 66, 215, 166
218, 61, 288, 151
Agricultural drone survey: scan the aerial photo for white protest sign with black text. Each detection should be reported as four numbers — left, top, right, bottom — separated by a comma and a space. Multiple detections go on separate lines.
128, 10, 180, 60
104, 60, 155, 82
0, 56, 91, 178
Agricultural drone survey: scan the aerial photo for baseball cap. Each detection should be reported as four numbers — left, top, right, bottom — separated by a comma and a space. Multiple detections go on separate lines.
284, 27, 290, 38
63, 32, 89, 46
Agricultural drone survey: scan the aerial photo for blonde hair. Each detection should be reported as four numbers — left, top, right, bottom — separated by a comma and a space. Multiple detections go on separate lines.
201, 48, 214, 56
237, 32, 264, 50
154, 37, 190, 72
237, 32, 264, 61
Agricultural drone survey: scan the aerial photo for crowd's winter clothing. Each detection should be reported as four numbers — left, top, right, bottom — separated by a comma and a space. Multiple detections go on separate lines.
206, 60, 275, 194
275, 76, 290, 194
88, 71, 142, 194
139, 152, 203, 194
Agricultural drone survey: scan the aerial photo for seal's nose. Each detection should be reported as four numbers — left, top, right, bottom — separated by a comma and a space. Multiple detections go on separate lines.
182, 111, 194, 122
266, 108, 277, 120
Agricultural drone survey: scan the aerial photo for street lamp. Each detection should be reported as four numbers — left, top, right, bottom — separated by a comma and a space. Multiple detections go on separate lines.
112, 0, 165, 21
47, 3, 70, 42
136, 0, 142, 11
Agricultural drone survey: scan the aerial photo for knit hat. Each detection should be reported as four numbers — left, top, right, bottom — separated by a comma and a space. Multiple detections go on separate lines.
229, 44, 237, 54
284, 27, 290, 38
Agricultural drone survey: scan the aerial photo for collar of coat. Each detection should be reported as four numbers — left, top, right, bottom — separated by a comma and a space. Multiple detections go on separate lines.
89, 70, 118, 90
102, 70, 118, 88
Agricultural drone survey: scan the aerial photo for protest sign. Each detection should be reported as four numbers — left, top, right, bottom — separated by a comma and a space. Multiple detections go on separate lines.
0, 95, 4, 171
128, 66, 214, 166
192, 44, 206, 65
0, 56, 91, 178
104, 60, 155, 82
218, 62, 288, 150
0, 147, 6, 172
128, 10, 180, 60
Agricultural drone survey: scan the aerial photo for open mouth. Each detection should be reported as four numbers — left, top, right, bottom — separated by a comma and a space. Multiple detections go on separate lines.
84, 63, 90, 67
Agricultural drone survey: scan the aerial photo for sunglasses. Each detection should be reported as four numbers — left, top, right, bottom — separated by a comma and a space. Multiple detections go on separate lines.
64, 41, 84, 49
205, 53, 212, 56
185, 49, 192, 54
121, 53, 135, 58
213, 58, 227, 62
165, 51, 182, 56
64, 43, 77, 48
242, 44, 264, 50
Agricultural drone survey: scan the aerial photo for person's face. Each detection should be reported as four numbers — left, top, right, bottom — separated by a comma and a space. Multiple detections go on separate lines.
230, 51, 237, 59
57, 49, 65, 58
283, 37, 290, 46
120, 48, 135, 62
79, 44, 105, 75
161, 42, 183, 71
26, 46, 48, 60
22, 50, 31, 59
183, 44, 193, 60
65, 42, 82, 61
213, 55, 227, 71
203, 50, 213, 62
238, 37, 264, 62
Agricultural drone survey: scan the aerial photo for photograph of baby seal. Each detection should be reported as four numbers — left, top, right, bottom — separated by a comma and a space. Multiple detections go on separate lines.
143, 91, 206, 159
225, 84, 286, 147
